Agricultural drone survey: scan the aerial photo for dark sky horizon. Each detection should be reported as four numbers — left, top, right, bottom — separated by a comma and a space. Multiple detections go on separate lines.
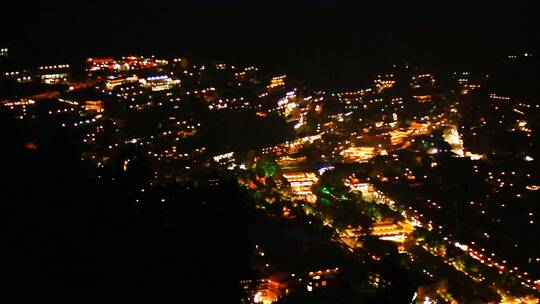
2, 0, 539, 89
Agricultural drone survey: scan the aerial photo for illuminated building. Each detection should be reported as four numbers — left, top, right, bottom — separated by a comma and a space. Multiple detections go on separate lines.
1, 99, 36, 107
415, 281, 449, 304
261, 134, 322, 156
340, 146, 376, 162
389, 123, 430, 146
336, 88, 371, 101
105, 75, 139, 90
121, 55, 168, 70
233, 66, 257, 82
346, 181, 375, 199
306, 268, 338, 292
267, 75, 286, 90
86, 56, 168, 74
275, 91, 300, 120
443, 126, 465, 157
283, 101, 298, 118
213, 152, 235, 167
410, 122, 430, 133
374, 74, 395, 92
277, 156, 307, 168
489, 93, 511, 101
139, 75, 180, 91
86, 57, 116, 73
84, 101, 104, 113
253, 289, 278, 304
452, 72, 482, 94
37, 64, 70, 84
248, 273, 294, 304
370, 220, 414, 243
389, 129, 413, 146
413, 95, 432, 103
282, 172, 319, 203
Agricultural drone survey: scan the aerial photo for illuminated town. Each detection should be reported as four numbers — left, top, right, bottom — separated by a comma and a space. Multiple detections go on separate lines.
2, 1, 539, 303
2, 46, 539, 303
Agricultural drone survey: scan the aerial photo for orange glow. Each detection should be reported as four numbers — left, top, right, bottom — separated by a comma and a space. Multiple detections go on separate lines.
24, 142, 38, 150
84, 100, 104, 112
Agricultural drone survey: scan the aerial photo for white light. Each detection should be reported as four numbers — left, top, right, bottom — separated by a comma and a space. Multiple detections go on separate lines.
254, 292, 262, 303
318, 166, 335, 175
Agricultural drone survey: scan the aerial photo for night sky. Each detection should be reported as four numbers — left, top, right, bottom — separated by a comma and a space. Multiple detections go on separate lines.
2, 0, 539, 89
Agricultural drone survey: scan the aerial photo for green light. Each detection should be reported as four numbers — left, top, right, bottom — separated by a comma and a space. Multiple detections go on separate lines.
321, 187, 332, 196
256, 156, 281, 177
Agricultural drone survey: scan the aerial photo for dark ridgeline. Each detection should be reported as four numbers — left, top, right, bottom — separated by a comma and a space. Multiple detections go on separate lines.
1, 107, 251, 302
2, 1, 539, 90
